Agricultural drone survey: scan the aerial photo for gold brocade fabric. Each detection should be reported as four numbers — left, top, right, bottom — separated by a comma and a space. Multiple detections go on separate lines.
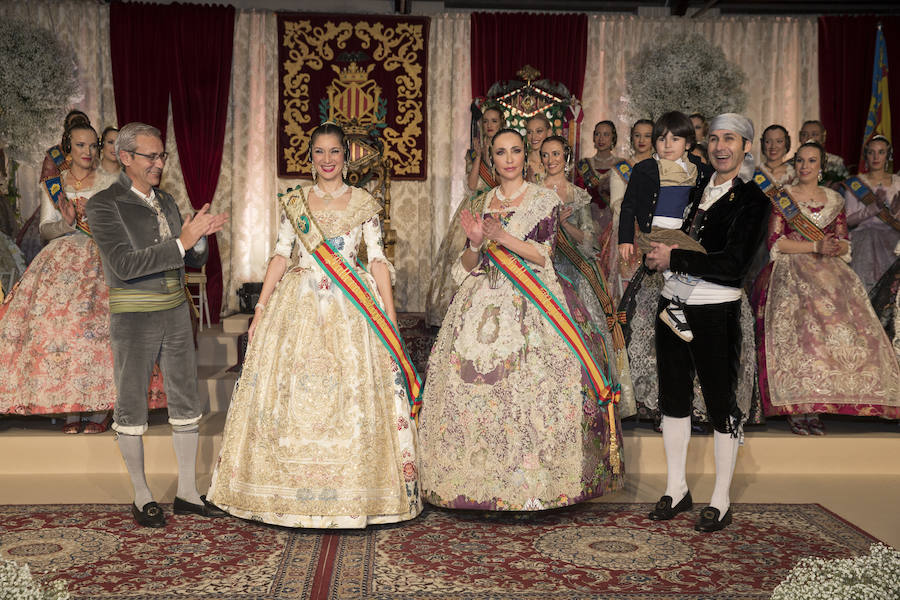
419, 184, 624, 511
207, 191, 421, 528
764, 189, 900, 412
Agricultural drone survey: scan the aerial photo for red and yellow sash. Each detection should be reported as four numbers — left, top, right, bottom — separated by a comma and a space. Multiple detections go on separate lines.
279, 186, 422, 415
478, 160, 496, 190
484, 241, 616, 406
842, 176, 900, 232
555, 229, 626, 351
767, 188, 826, 242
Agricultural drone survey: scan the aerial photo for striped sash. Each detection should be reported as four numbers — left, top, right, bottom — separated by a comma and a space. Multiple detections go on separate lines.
478, 160, 496, 189
483, 242, 616, 406
279, 186, 422, 415
767, 188, 826, 242
555, 228, 626, 351
842, 176, 900, 232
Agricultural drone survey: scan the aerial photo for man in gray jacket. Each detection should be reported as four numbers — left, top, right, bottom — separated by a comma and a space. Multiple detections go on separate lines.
86, 122, 228, 527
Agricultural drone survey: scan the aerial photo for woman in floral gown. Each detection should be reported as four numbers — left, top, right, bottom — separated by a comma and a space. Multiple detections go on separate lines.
752, 142, 900, 435
426, 105, 505, 327
419, 129, 624, 512
0, 122, 166, 432
208, 123, 421, 528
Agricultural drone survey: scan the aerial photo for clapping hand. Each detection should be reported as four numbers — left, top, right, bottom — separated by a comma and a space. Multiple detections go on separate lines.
59, 198, 76, 226
460, 209, 485, 247
179, 203, 229, 249
482, 216, 507, 245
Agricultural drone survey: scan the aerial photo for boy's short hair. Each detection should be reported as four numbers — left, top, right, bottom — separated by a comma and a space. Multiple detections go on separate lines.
652, 111, 696, 148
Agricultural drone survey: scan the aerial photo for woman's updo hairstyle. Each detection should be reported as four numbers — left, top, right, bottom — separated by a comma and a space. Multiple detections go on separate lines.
541, 135, 573, 167
308, 122, 350, 162
62, 120, 98, 155
594, 120, 618, 148
761, 124, 791, 154
795, 141, 825, 165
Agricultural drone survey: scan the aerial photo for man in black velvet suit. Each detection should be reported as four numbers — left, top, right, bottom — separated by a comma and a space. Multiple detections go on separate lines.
644, 113, 769, 533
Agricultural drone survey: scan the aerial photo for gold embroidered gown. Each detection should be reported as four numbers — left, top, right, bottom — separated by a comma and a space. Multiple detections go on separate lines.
208, 187, 422, 528
419, 184, 624, 511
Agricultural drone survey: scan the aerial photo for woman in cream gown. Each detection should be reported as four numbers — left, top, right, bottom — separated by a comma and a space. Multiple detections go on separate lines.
419, 129, 624, 512
208, 123, 421, 527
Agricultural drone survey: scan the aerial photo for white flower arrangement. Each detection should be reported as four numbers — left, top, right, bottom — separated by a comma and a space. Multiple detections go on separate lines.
626, 33, 747, 121
770, 543, 900, 600
0, 19, 79, 163
0, 559, 69, 600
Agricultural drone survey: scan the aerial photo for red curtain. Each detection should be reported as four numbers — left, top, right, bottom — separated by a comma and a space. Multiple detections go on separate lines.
109, 1, 234, 323
470, 12, 587, 99
170, 3, 235, 323
109, 1, 171, 141
818, 16, 900, 172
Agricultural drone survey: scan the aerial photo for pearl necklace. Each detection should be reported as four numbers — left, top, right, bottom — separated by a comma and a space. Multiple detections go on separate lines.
495, 180, 529, 211
313, 183, 349, 204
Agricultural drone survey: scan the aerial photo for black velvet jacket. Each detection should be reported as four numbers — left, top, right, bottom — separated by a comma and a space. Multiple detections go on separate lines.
618, 153, 713, 245
668, 176, 769, 289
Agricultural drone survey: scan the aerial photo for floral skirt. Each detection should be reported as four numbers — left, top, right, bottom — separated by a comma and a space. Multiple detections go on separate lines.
419, 272, 624, 512
0, 233, 166, 414
207, 267, 422, 528
753, 255, 900, 417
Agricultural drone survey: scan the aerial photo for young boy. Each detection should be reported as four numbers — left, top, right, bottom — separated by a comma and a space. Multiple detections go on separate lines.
618, 111, 711, 341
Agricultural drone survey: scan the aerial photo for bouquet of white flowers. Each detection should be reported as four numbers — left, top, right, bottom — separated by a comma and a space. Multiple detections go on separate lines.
0, 559, 69, 600
771, 543, 900, 600
0, 19, 79, 163
626, 33, 746, 122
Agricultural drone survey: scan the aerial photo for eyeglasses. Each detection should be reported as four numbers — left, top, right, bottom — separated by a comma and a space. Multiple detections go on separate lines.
130, 150, 169, 163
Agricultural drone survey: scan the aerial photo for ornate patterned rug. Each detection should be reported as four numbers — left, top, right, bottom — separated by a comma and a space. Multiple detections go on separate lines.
0, 503, 880, 599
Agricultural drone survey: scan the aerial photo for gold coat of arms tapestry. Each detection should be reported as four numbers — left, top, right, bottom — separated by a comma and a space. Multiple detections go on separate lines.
277, 13, 429, 180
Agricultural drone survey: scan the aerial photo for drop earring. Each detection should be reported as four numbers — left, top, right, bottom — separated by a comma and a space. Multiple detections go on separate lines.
311, 163, 317, 182
817, 170, 823, 182
342, 163, 349, 179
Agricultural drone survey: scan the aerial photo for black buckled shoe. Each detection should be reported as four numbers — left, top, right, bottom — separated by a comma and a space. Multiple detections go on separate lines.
132, 501, 166, 528
694, 506, 733, 532
648, 491, 693, 521
173, 495, 228, 518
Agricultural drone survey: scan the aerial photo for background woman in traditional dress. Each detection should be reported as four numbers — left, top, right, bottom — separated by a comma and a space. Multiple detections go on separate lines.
98, 126, 119, 178
752, 142, 900, 435
689, 113, 709, 164
0, 122, 166, 433
524, 113, 551, 183
841, 135, 900, 291
541, 135, 636, 418
758, 125, 796, 186
419, 129, 624, 512
606, 119, 653, 300
426, 105, 505, 327
208, 123, 421, 528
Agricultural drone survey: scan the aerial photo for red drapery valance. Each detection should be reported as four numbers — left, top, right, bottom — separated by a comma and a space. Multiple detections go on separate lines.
470, 12, 587, 99
818, 16, 900, 172
109, 1, 234, 322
